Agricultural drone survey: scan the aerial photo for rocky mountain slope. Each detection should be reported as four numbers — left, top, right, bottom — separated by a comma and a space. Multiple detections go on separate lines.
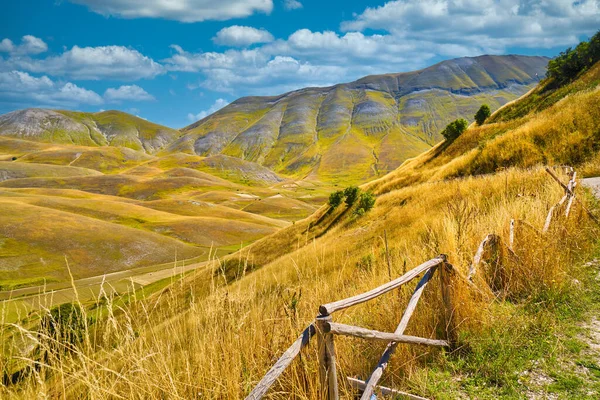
170, 55, 549, 183
0, 109, 180, 154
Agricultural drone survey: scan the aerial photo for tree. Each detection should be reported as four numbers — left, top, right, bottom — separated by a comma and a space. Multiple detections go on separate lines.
547, 30, 600, 85
328, 190, 344, 209
355, 191, 376, 216
441, 118, 468, 141
344, 186, 360, 206
474, 104, 491, 125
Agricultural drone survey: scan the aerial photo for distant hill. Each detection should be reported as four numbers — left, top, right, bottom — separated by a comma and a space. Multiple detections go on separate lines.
0, 109, 180, 154
170, 55, 549, 184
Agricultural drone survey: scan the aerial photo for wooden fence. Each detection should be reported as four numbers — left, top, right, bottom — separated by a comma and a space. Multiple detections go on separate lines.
246, 167, 592, 400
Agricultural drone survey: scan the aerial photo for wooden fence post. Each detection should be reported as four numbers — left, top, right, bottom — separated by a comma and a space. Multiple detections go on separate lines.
439, 255, 458, 349
316, 314, 338, 400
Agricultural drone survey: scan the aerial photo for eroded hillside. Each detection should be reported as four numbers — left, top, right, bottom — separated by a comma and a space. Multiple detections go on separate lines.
172, 55, 548, 184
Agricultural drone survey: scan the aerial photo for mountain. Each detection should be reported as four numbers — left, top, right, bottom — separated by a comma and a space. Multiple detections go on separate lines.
0, 109, 180, 154
170, 55, 549, 184
14, 55, 597, 399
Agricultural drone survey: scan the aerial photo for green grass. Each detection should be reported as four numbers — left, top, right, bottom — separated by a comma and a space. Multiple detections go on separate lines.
406, 252, 600, 399
0, 277, 58, 291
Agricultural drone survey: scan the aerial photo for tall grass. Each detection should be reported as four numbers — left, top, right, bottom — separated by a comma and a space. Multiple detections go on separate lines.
2, 165, 598, 399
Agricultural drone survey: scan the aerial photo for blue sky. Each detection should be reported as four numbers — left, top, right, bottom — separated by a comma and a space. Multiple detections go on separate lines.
0, 0, 598, 128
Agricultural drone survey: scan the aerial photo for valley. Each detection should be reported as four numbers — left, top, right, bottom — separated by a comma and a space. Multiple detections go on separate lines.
0, 54, 546, 303
2, 34, 600, 398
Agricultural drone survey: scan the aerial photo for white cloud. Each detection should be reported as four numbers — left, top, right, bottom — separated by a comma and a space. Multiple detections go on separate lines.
0, 71, 103, 107
104, 85, 155, 102
165, 31, 437, 94
160, 1, 599, 96
3, 45, 164, 81
187, 98, 230, 122
341, 0, 600, 50
283, 0, 302, 10
68, 0, 273, 22
213, 26, 274, 47
0, 35, 48, 56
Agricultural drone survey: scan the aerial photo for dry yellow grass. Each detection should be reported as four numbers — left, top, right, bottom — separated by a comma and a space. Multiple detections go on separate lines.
2, 164, 597, 399
2, 62, 600, 400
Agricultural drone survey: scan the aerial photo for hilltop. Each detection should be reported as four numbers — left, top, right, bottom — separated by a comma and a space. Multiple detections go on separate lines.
171, 55, 548, 183
0, 55, 548, 186
0, 109, 180, 154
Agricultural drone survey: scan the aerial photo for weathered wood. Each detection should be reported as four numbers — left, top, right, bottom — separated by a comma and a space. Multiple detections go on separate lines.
545, 167, 600, 225
565, 194, 576, 217
509, 219, 515, 251
316, 315, 338, 400
543, 205, 555, 233
347, 377, 430, 400
546, 167, 573, 195
440, 260, 459, 348
325, 322, 449, 347
468, 234, 500, 281
359, 265, 438, 400
319, 257, 443, 315
558, 193, 569, 206
245, 324, 315, 400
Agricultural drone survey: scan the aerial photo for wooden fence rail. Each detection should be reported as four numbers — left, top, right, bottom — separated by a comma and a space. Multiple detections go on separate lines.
246, 166, 591, 400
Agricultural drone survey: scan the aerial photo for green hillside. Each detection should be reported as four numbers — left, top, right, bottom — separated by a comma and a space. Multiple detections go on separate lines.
171, 55, 549, 184
0, 109, 180, 154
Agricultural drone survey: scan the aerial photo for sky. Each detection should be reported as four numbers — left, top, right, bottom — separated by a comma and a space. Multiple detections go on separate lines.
0, 0, 598, 128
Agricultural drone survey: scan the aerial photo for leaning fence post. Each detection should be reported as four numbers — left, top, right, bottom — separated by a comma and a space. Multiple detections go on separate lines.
439, 255, 458, 349
316, 314, 339, 400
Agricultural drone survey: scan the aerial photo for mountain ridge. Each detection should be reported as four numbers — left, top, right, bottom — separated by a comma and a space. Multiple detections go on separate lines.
0, 108, 180, 154
0, 54, 549, 184
172, 54, 549, 184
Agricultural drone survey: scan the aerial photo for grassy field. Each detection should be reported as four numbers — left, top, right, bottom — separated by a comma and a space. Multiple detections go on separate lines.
0, 58, 598, 399
0, 136, 326, 295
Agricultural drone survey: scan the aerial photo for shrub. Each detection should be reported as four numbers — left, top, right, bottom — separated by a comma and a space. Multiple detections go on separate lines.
344, 186, 360, 206
40, 303, 86, 347
328, 190, 344, 209
547, 30, 600, 85
441, 118, 468, 141
474, 104, 491, 125
354, 191, 376, 215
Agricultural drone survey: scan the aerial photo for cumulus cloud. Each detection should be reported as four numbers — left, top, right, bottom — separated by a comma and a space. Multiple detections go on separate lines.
162, 1, 599, 95
165, 30, 439, 94
0, 71, 103, 107
0, 35, 48, 55
283, 0, 303, 10
213, 26, 274, 47
68, 0, 273, 22
187, 98, 230, 122
104, 85, 155, 102
341, 0, 600, 50
2, 45, 164, 81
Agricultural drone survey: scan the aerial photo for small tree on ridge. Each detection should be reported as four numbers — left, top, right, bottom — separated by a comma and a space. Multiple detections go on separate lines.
441, 118, 468, 141
474, 104, 491, 125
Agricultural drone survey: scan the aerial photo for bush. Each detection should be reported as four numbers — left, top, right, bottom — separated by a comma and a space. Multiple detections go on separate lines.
547, 30, 600, 85
40, 303, 86, 347
344, 186, 360, 206
441, 118, 468, 141
328, 190, 344, 209
474, 104, 491, 125
355, 191, 376, 215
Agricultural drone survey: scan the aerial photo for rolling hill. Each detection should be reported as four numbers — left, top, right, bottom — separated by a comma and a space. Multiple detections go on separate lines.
170, 55, 549, 184
0, 109, 180, 154
2, 49, 596, 399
